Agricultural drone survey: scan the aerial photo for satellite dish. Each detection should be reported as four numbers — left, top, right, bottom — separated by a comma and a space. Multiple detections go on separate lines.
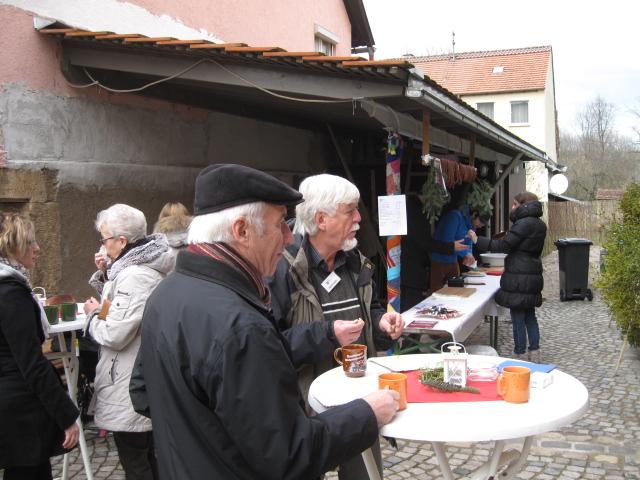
549, 174, 569, 195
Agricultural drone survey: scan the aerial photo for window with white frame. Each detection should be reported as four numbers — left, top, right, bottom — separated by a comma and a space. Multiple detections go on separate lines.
511, 101, 529, 124
476, 102, 494, 119
314, 36, 335, 56
314, 24, 338, 56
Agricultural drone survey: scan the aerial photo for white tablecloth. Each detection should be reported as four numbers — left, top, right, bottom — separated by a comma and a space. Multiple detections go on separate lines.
402, 275, 508, 342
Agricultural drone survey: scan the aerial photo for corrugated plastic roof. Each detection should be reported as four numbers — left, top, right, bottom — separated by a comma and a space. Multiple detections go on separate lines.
38, 27, 557, 167
406, 46, 552, 95
39, 28, 412, 82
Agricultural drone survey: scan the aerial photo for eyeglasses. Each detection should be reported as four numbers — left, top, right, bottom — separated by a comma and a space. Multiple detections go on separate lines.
99, 236, 115, 245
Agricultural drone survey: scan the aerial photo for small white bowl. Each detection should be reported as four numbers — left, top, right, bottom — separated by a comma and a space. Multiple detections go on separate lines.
480, 252, 507, 267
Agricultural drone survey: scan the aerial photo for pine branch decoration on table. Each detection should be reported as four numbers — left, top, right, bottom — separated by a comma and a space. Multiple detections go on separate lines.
419, 367, 480, 394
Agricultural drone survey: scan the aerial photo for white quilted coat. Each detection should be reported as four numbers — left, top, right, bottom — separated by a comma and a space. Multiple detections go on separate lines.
89, 236, 173, 432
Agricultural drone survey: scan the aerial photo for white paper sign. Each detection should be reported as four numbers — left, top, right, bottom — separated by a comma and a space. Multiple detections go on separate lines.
377, 195, 407, 236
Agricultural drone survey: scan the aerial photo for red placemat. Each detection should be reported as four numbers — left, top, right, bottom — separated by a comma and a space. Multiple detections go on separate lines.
406, 370, 502, 403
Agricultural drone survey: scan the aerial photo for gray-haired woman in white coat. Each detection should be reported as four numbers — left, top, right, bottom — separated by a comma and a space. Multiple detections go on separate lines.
84, 204, 172, 480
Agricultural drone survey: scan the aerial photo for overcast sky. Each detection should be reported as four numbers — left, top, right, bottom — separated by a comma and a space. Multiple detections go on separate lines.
363, 0, 639, 140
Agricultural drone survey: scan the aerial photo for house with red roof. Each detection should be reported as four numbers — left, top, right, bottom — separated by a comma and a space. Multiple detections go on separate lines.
409, 46, 558, 202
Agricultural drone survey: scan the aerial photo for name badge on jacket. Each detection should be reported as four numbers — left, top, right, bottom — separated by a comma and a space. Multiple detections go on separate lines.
321, 272, 341, 293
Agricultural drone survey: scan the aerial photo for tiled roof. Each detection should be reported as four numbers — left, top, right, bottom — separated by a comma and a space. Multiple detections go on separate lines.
404, 46, 552, 95
39, 28, 412, 82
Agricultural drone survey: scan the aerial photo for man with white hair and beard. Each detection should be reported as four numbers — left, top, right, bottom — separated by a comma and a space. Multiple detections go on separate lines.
269, 173, 404, 480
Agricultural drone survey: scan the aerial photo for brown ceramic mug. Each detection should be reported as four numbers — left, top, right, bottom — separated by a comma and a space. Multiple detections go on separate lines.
379, 372, 407, 410
333, 344, 367, 377
497, 366, 531, 403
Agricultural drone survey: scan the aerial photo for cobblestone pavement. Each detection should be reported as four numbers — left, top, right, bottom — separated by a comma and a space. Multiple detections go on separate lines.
4, 247, 638, 479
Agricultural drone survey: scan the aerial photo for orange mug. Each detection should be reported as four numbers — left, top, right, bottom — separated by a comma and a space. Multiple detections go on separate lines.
333, 344, 367, 377
378, 372, 407, 410
98, 299, 112, 320
497, 366, 531, 403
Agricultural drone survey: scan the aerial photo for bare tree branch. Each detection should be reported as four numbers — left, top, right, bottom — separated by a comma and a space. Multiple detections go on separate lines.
561, 96, 640, 200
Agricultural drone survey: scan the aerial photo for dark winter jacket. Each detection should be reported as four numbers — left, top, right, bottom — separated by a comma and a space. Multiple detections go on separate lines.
476, 201, 547, 309
133, 250, 378, 480
0, 264, 79, 468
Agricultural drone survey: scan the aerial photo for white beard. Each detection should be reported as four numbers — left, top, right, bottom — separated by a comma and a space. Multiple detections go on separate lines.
341, 238, 358, 251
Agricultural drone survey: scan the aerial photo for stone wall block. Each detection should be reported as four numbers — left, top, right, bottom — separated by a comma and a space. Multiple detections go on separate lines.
0, 167, 58, 203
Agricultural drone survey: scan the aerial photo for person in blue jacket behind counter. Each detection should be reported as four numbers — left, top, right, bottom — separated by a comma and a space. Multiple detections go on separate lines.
429, 206, 489, 293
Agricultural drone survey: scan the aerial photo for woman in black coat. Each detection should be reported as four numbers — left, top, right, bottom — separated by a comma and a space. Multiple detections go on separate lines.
473, 192, 547, 362
0, 212, 79, 480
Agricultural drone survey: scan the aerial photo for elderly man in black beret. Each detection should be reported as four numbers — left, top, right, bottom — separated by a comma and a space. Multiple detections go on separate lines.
133, 164, 399, 480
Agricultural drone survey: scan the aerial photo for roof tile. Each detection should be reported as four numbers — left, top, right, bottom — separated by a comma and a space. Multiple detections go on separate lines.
405, 46, 552, 95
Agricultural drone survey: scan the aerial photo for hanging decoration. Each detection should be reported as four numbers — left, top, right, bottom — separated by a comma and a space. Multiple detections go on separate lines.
385, 132, 402, 313
437, 156, 477, 188
420, 157, 449, 228
467, 180, 495, 217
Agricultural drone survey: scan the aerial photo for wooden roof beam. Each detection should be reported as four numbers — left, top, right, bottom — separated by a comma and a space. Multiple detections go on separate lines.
263, 51, 323, 58
65, 31, 111, 37
123, 37, 176, 43
39, 28, 82, 34
94, 34, 143, 40
189, 43, 246, 50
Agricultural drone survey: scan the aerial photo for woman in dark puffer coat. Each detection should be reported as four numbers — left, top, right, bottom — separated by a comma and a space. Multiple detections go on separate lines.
474, 192, 547, 361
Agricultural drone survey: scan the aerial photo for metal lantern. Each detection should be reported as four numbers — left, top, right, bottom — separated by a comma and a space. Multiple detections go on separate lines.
441, 342, 468, 387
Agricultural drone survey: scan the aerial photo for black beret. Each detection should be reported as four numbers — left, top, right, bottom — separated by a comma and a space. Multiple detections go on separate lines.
194, 164, 303, 216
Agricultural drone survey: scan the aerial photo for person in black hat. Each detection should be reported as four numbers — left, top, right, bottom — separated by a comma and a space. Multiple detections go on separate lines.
132, 164, 399, 480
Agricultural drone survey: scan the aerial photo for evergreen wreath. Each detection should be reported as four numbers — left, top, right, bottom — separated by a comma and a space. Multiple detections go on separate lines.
467, 180, 495, 217
420, 167, 449, 228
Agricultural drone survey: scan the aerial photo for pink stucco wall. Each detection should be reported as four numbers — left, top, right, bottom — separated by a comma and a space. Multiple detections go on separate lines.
0, 5, 209, 122
0, 1, 352, 110
130, 0, 352, 55
0, 5, 74, 94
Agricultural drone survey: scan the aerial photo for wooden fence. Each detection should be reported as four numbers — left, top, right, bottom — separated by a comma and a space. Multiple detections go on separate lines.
544, 200, 620, 254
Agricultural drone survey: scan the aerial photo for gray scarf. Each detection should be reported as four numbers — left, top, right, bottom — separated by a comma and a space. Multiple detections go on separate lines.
107, 233, 169, 281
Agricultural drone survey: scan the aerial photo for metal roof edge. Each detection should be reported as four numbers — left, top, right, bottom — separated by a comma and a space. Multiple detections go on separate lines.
549, 192, 584, 203
405, 74, 564, 171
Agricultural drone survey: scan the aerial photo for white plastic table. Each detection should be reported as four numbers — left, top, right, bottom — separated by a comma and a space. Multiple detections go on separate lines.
401, 275, 508, 349
308, 354, 589, 480
47, 305, 94, 480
